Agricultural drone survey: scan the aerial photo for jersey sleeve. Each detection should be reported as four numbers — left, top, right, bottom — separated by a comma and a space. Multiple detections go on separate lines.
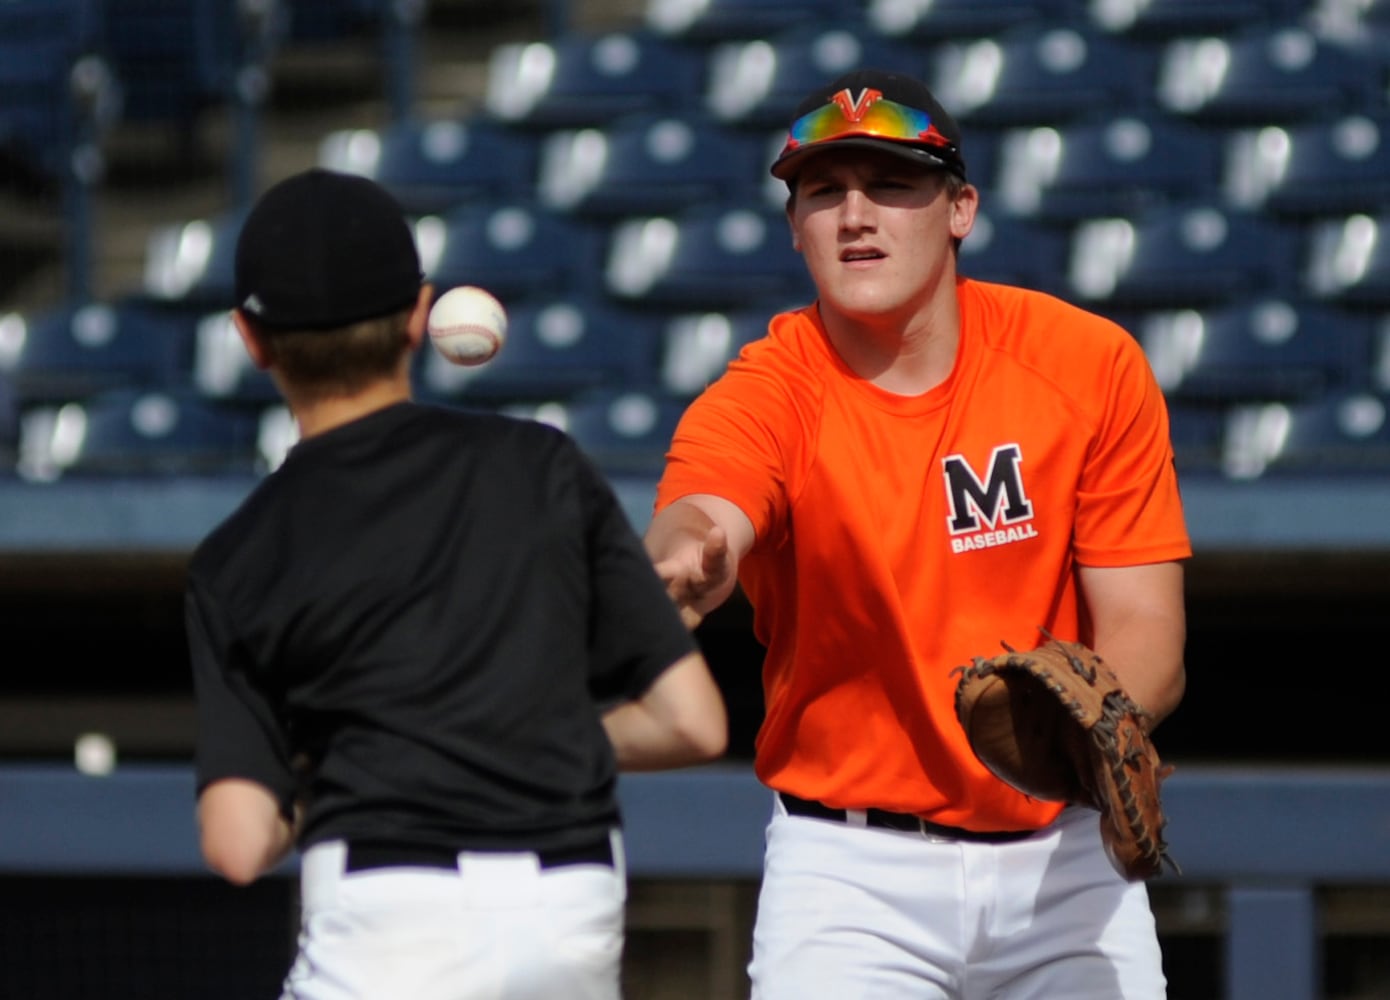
185, 579, 297, 816
654, 359, 805, 545
568, 443, 699, 705
1073, 332, 1191, 567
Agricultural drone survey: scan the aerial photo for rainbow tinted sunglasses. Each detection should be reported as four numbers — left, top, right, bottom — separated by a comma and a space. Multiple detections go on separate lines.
773, 87, 964, 179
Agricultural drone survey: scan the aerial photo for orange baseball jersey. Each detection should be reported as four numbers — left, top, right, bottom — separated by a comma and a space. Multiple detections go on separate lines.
655, 279, 1192, 832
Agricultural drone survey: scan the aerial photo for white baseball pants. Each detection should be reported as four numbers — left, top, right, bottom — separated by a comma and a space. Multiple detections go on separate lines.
281, 833, 626, 1000
749, 799, 1166, 999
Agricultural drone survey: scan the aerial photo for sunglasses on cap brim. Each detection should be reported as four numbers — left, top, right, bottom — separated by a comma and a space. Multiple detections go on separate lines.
777, 89, 961, 172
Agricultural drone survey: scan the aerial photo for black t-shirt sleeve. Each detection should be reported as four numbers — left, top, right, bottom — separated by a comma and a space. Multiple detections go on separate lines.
185, 580, 297, 817
569, 445, 699, 706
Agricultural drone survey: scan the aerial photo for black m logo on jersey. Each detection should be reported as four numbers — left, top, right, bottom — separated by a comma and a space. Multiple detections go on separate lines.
943, 445, 1034, 534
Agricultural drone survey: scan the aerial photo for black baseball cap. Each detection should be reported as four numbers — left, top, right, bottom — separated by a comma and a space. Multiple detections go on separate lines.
769, 69, 967, 183
234, 168, 423, 331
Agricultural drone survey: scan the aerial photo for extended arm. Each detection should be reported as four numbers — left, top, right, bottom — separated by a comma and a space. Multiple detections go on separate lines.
643, 495, 756, 629
1076, 560, 1187, 729
197, 778, 299, 886
602, 651, 728, 770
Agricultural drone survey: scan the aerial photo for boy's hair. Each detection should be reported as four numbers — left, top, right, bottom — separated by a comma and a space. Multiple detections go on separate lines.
260, 307, 413, 400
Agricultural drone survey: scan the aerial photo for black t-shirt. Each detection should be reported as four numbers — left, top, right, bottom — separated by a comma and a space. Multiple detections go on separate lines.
186, 402, 696, 854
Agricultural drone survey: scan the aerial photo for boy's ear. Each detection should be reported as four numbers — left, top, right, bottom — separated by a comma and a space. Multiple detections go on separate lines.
405, 284, 433, 349
230, 310, 274, 371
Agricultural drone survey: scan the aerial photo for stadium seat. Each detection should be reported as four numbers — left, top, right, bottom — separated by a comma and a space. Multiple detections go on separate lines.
1304, 211, 1390, 305
1220, 389, 1390, 479
318, 114, 544, 215
190, 309, 278, 406
1222, 113, 1390, 218
141, 209, 245, 309
658, 305, 780, 398
484, 30, 706, 128
0, 0, 113, 183
100, 0, 250, 129
1136, 298, 1373, 404
927, 24, 1157, 128
958, 210, 1071, 297
992, 113, 1224, 221
0, 298, 195, 406
645, 0, 845, 43
866, 0, 1077, 41
281, 0, 385, 42
518, 387, 690, 479
16, 387, 263, 482
1155, 25, 1382, 123
1084, 0, 1305, 38
1066, 202, 1303, 307
604, 202, 815, 309
417, 295, 662, 405
421, 202, 607, 302
1164, 400, 1226, 477
702, 24, 926, 129
536, 112, 767, 219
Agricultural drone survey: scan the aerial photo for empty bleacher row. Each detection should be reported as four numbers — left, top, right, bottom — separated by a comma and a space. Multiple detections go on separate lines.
3, 0, 1390, 488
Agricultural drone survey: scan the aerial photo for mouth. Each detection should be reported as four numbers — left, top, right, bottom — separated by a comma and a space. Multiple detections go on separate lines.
840, 246, 885, 263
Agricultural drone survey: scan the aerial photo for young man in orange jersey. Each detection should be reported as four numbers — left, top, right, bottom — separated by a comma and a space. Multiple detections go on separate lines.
644, 69, 1190, 999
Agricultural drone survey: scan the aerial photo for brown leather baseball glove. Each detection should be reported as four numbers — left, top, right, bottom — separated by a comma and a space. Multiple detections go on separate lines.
953, 634, 1179, 881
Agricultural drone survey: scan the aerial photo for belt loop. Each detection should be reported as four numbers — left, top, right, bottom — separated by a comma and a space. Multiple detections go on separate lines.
844, 809, 869, 828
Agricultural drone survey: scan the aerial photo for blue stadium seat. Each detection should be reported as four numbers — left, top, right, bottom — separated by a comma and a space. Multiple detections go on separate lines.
1136, 298, 1373, 404
702, 24, 927, 129
866, 0, 1078, 41
16, 387, 263, 481
417, 295, 662, 405
484, 30, 706, 128
1304, 211, 1390, 305
141, 209, 244, 309
958, 210, 1071, 297
318, 115, 544, 215
1220, 389, 1390, 479
190, 309, 278, 405
1084, 0, 1306, 38
0, 298, 195, 405
0, 0, 113, 183
1066, 203, 1303, 307
522, 387, 690, 479
422, 203, 607, 302
536, 112, 768, 218
927, 24, 1157, 127
1155, 25, 1382, 124
101, 0, 248, 129
604, 202, 815, 309
657, 304, 780, 398
1164, 401, 1226, 477
992, 113, 1224, 221
1222, 113, 1390, 218
645, 0, 845, 43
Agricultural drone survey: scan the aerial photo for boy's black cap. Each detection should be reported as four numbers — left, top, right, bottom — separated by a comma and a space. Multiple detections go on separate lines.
234, 168, 423, 331
770, 69, 967, 183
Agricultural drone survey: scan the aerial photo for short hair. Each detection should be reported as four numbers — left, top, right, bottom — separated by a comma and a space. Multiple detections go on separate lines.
258, 306, 413, 401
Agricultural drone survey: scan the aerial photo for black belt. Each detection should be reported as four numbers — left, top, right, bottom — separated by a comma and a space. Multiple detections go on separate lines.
779, 793, 1034, 844
344, 837, 614, 873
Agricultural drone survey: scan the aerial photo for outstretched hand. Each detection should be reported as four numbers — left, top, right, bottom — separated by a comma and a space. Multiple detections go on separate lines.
653, 523, 733, 629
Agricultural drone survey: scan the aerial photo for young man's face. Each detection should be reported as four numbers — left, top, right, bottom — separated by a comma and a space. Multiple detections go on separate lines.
786, 147, 977, 328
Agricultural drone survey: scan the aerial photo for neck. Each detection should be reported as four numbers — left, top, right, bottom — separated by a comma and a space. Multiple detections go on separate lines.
820, 296, 960, 397
286, 372, 412, 439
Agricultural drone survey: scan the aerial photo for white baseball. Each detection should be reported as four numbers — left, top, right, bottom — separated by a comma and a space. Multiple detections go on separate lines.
428, 286, 508, 367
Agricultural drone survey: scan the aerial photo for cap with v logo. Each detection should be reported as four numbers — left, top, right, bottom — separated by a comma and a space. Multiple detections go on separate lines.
770, 69, 966, 182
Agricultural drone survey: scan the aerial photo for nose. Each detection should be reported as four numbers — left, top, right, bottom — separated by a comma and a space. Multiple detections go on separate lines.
839, 186, 874, 232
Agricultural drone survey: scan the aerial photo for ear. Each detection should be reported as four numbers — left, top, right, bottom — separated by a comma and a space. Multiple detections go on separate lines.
949, 183, 980, 242
231, 310, 274, 371
404, 283, 433, 349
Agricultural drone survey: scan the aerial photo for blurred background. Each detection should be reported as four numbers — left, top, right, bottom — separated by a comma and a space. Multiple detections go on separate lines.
2, 0, 1389, 997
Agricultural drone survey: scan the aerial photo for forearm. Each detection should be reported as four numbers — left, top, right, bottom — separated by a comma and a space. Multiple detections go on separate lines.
602, 652, 728, 770
198, 778, 300, 886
